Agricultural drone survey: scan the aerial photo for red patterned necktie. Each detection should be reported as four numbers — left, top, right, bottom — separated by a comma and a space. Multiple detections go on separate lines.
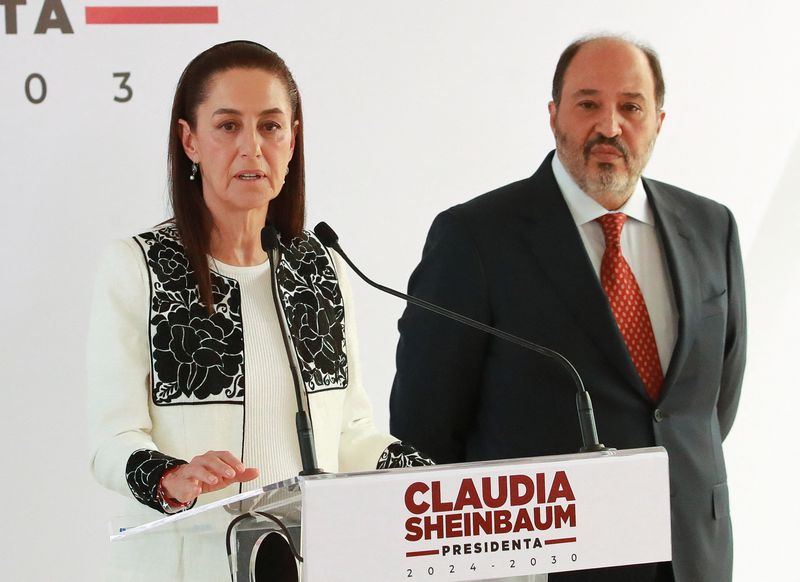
597, 213, 663, 400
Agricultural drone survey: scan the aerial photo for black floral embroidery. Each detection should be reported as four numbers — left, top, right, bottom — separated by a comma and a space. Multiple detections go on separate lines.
125, 449, 191, 514
135, 225, 244, 405
276, 234, 348, 391
151, 304, 244, 403
133, 225, 347, 403
149, 235, 195, 295
376, 442, 436, 469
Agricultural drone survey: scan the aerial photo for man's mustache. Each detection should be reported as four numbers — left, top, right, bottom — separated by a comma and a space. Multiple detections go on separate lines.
583, 135, 629, 164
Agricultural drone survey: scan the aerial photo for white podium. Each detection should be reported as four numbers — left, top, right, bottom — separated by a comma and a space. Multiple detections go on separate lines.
111, 447, 670, 581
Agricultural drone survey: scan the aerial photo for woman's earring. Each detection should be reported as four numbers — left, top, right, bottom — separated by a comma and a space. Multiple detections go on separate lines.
190, 162, 199, 181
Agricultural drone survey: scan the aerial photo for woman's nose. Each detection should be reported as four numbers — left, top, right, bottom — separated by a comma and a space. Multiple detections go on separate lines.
239, 125, 262, 158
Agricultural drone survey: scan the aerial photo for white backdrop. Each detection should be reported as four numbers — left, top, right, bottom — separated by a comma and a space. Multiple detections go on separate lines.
1, 1, 798, 580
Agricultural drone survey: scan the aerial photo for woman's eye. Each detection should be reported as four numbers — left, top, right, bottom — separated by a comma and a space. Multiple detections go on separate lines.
261, 121, 280, 132
220, 121, 238, 131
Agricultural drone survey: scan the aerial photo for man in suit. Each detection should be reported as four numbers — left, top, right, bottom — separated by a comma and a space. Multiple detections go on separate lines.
390, 35, 746, 582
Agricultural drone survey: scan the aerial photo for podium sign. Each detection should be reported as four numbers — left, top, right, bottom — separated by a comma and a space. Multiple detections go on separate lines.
301, 448, 669, 581
111, 447, 669, 581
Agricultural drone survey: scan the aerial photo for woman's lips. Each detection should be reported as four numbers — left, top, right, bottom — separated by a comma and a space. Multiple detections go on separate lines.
235, 171, 266, 181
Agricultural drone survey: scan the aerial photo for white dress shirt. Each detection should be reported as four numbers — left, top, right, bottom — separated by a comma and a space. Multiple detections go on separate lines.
551, 154, 678, 374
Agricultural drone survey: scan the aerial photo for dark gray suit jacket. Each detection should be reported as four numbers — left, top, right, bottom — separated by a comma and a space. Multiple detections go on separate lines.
390, 152, 746, 582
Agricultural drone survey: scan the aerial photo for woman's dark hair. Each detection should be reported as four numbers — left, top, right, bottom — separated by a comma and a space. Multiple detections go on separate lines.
168, 40, 305, 311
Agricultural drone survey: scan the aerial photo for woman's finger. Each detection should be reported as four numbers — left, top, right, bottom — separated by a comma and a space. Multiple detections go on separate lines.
181, 460, 223, 485
212, 450, 247, 473
237, 467, 259, 482
195, 453, 239, 481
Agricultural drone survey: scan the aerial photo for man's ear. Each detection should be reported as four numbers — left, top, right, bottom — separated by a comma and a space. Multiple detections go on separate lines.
178, 119, 198, 161
548, 101, 557, 135
656, 109, 666, 135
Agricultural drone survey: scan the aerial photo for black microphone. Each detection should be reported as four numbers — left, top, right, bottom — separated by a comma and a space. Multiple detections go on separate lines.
313, 221, 610, 453
261, 225, 324, 475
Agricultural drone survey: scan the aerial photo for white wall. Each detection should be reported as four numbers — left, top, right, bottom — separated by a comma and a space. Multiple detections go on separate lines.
1, 1, 797, 579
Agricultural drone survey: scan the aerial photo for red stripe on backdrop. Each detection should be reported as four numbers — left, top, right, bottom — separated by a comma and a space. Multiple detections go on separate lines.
405, 549, 440, 557
85, 6, 218, 25
544, 537, 577, 545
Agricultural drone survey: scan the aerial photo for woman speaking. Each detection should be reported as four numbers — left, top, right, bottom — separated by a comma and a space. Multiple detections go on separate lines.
87, 41, 430, 580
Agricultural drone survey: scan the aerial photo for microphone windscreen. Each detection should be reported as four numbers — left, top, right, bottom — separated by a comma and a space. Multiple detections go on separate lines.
313, 222, 339, 247
261, 224, 280, 252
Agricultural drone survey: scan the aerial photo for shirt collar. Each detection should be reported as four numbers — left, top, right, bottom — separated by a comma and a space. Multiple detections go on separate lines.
551, 152, 654, 226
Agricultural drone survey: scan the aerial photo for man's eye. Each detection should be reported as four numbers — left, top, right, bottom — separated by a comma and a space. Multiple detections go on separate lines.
623, 103, 643, 113
577, 101, 597, 110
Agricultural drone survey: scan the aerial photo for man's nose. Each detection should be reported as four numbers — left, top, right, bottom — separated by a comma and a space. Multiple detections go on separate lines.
594, 107, 622, 138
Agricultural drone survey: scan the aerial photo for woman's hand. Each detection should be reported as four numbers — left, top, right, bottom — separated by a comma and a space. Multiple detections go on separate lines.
160, 451, 259, 504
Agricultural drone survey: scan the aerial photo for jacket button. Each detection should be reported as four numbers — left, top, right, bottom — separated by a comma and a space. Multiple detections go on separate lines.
653, 408, 664, 422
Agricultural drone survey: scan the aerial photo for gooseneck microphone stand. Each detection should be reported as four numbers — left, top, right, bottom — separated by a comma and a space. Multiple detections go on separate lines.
313, 221, 611, 453
262, 225, 324, 475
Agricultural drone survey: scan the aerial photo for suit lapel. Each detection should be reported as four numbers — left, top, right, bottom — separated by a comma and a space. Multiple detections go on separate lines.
518, 155, 647, 397
644, 180, 699, 400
